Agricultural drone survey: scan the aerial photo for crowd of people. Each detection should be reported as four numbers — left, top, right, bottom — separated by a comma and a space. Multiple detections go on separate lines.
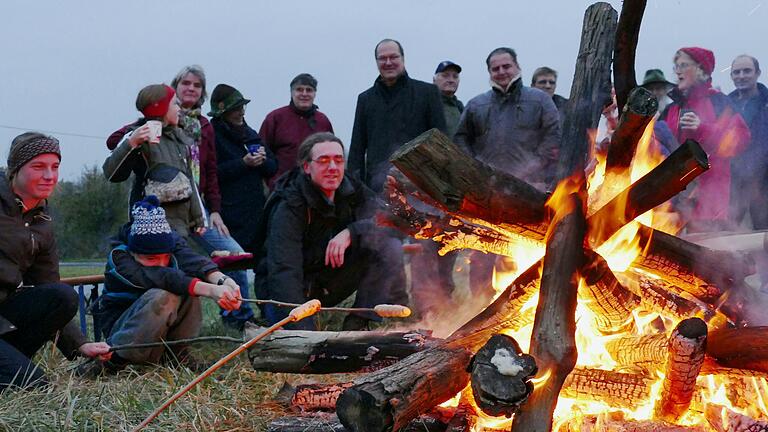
1, 38, 767, 389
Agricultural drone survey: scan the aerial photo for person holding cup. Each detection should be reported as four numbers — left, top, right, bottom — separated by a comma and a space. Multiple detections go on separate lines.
663, 47, 750, 233
208, 84, 277, 255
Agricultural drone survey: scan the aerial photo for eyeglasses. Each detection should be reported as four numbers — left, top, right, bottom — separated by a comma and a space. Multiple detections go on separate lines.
535, 79, 556, 85
376, 54, 402, 64
673, 62, 694, 72
311, 155, 345, 166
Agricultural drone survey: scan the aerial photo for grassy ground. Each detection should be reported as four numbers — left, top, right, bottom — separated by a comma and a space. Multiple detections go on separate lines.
0, 268, 355, 432
1, 256, 477, 431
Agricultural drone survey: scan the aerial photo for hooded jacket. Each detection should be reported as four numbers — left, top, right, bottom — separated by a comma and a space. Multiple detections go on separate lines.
255, 168, 377, 304
349, 72, 447, 192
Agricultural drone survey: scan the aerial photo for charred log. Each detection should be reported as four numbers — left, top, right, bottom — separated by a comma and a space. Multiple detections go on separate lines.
706, 326, 768, 373
512, 192, 587, 432
589, 139, 708, 245
335, 346, 473, 432
705, 404, 768, 432
469, 334, 537, 417
654, 318, 708, 423
605, 87, 658, 176
447, 261, 541, 351
561, 367, 653, 409
389, 128, 550, 241
582, 251, 640, 334
612, 0, 647, 113
246, 326, 437, 374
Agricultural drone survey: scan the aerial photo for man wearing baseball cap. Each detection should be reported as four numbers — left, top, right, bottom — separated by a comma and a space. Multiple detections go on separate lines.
433, 61, 464, 139
1, 132, 110, 391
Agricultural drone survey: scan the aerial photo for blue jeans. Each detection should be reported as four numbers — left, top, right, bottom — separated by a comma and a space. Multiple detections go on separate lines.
192, 225, 254, 322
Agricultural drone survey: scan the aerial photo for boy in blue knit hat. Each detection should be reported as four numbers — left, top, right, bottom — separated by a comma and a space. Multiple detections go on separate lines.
78, 196, 241, 376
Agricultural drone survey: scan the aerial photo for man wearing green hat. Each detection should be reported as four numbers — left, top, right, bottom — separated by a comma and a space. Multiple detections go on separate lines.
641, 69, 674, 113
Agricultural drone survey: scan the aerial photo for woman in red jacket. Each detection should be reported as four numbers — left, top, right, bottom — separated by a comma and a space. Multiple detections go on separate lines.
664, 47, 751, 232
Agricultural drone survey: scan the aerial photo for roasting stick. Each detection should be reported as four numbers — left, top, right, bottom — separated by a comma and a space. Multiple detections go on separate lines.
239, 298, 412, 318
132, 299, 321, 432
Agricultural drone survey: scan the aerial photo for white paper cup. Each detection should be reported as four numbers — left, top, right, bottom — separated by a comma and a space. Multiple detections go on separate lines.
146, 120, 162, 144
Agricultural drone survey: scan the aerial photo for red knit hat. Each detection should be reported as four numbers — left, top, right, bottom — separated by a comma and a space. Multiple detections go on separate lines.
679, 47, 715, 76
141, 85, 176, 118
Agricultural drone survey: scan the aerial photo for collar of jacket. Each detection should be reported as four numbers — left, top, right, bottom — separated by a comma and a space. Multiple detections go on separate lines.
212, 117, 259, 143
0, 173, 47, 218
441, 93, 460, 106
289, 100, 318, 118
728, 82, 768, 105
491, 77, 523, 100
669, 80, 719, 104
374, 71, 410, 91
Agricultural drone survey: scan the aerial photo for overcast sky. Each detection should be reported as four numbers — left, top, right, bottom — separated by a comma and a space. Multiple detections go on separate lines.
1, 0, 766, 180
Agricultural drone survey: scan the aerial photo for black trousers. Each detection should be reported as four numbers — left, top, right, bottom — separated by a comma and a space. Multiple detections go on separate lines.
0, 283, 78, 392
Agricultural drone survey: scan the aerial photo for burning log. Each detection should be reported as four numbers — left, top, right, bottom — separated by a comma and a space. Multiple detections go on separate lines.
706, 326, 768, 373
267, 414, 348, 432
606, 333, 667, 373
561, 367, 653, 409
625, 276, 725, 325
245, 326, 437, 374
558, 412, 710, 432
469, 334, 537, 417
388, 127, 550, 241
588, 139, 708, 245
288, 382, 354, 412
653, 318, 708, 423
389, 128, 749, 306
582, 251, 640, 334
705, 404, 768, 432
512, 192, 587, 431
604, 87, 658, 176
447, 261, 541, 351
444, 403, 478, 432
335, 346, 473, 432
612, 0, 646, 113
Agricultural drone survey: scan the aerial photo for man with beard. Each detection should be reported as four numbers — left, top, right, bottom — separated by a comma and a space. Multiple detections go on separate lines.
255, 133, 404, 330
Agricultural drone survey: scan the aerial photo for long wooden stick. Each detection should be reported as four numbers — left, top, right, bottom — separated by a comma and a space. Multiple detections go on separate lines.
108, 336, 244, 352
132, 299, 321, 432
239, 298, 411, 318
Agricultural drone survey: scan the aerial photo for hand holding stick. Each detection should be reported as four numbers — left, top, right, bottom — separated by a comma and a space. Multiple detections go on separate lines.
132, 300, 321, 431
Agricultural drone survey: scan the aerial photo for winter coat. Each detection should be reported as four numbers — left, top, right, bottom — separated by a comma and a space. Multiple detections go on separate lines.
255, 168, 377, 304
663, 82, 750, 223
0, 174, 85, 357
103, 127, 207, 235
441, 93, 464, 140
211, 118, 278, 249
96, 226, 218, 336
728, 83, 768, 179
454, 78, 562, 191
106, 116, 221, 213
349, 72, 447, 192
259, 103, 334, 189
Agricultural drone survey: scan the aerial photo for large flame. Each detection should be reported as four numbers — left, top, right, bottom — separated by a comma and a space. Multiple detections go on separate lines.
458, 119, 768, 431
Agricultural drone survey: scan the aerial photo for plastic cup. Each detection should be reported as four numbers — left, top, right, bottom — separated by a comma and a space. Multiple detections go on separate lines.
146, 120, 162, 144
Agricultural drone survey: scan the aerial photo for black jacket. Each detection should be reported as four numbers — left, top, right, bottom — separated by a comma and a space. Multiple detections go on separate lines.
256, 168, 377, 303
348, 72, 447, 192
211, 118, 278, 248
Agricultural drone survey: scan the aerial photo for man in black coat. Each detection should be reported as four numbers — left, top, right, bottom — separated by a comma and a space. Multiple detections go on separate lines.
255, 133, 406, 330
348, 38, 447, 193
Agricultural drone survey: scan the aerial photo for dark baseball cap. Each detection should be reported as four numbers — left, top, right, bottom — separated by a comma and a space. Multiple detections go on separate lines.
435, 60, 462, 74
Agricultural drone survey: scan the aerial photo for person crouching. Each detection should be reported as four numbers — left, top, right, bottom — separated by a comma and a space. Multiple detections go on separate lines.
79, 196, 241, 376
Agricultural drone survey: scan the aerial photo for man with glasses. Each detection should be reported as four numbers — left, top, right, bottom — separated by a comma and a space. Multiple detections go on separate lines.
349, 38, 447, 193
532, 66, 569, 113
255, 133, 405, 330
